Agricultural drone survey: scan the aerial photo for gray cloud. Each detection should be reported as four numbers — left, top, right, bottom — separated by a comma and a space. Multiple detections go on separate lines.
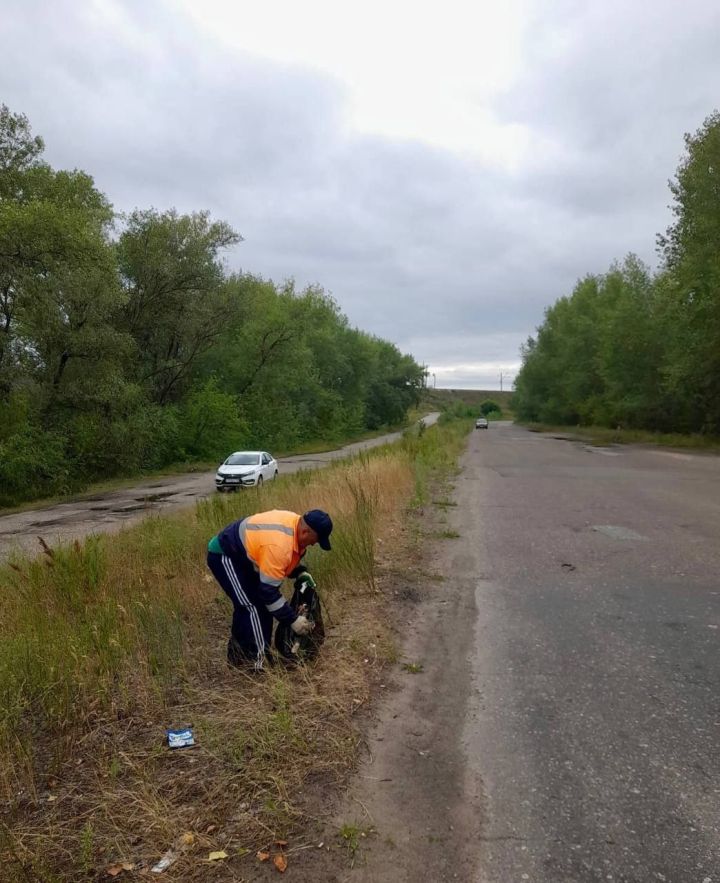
502, 2, 720, 221
2, 0, 720, 388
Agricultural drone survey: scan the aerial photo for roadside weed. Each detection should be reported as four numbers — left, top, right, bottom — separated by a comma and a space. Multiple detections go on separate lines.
0, 416, 471, 879
79, 823, 94, 874
432, 498, 457, 508
339, 822, 373, 865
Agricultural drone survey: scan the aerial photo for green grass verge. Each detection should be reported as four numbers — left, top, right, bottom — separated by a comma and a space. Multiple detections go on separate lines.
521, 422, 720, 451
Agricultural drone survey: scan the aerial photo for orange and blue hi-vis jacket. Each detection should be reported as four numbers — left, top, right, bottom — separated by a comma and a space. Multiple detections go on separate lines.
216, 510, 304, 623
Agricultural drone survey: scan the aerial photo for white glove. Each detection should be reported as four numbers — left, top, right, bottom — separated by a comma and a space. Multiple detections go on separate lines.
291, 615, 314, 636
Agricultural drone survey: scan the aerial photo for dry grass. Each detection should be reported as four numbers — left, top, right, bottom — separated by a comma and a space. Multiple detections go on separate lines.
0, 420, 469, 881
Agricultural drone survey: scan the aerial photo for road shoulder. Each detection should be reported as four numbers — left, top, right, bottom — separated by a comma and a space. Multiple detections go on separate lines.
296, 450, 486, 881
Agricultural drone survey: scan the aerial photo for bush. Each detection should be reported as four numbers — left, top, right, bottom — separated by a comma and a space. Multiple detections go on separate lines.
0, 389, 33, 443
480, 399, 501, 416
68, 404, 182, 477
126, 404, 182, 469
0, 424, 70, 506
179, 379, 248, 460
438, 401, 475, 423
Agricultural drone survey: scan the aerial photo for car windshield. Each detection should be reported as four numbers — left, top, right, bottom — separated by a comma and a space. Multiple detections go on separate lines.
225, 453, 260, 466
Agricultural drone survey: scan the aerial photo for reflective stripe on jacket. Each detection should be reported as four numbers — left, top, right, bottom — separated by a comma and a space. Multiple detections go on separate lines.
238, 510, 303, 586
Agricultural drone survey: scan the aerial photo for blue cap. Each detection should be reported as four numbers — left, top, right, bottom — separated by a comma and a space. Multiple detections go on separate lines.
303, 509, 333, 550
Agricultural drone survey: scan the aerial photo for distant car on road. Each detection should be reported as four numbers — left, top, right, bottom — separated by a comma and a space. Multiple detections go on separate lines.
215, 451, 279, 491
475, 417, 489, 429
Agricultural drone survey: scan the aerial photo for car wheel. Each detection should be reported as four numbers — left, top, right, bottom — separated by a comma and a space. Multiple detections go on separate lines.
257, 475, 264, 487
274, 470, 279, 480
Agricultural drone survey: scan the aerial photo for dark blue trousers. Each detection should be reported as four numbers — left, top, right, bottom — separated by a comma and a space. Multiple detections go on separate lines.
207, 551, 273, 669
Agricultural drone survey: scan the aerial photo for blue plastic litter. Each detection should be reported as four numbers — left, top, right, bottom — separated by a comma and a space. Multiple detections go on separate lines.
167, 727, 195, 749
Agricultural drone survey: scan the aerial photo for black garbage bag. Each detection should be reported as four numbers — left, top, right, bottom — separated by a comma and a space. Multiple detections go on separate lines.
274, 576, 325, 661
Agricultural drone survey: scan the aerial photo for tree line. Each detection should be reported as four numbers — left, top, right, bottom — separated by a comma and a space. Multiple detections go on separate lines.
513, 112, 720, 435
0, 105, 425, 506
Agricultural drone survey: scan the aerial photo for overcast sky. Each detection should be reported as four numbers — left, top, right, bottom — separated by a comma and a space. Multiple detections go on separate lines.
3, 0, 720, 389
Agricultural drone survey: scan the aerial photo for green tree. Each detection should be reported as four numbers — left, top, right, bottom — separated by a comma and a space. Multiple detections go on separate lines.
593, 256, 667, 429
0, 104, 118, 393
658, 111, 720, 431
0, 106, 425, 505
0, 104, 44, 197
179, 380, 248, 459
364, 340, 424, 429
514, 276, 605, 424
117, 209, 242, 404
480, 399, 501, 416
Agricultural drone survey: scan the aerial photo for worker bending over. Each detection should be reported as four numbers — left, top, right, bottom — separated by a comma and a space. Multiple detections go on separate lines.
206, 508, 333, 670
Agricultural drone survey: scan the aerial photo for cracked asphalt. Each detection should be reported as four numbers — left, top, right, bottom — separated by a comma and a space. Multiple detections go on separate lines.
0, 414, 439, 560
339, 421, 719, 882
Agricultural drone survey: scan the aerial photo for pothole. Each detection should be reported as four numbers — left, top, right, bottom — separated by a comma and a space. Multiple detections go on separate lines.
592, 524, 646, 541
133, 492, 173, 503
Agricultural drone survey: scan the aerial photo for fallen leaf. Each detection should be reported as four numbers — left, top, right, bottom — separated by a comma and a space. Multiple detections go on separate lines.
257, 850, 270, 862
47, 795, 57, 802
237, 847, 251, 857
274, 839, 288, 847
180, 832, 195, 847
208, 851, 228, 862
205, 824, 217, 834
273, 854, 288, 873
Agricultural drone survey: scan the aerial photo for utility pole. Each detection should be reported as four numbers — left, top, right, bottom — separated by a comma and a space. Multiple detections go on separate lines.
432, 373, 436, 389
500, 371, 503, 392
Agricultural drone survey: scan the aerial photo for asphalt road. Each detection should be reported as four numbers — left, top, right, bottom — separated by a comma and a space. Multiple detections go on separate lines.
467, 422, 720, 882
341, 421, 719, 882
0, 413, 439, 560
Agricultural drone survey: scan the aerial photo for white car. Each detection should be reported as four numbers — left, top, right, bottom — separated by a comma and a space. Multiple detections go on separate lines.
215, 451, 279, 491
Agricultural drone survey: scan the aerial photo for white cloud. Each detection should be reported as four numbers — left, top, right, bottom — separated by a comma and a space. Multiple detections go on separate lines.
172, 0, 561, 170
2, 0, 720, 388
430, 363, 519, 391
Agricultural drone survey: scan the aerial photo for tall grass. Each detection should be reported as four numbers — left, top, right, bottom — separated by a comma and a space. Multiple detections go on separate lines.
0, 416, 470, 881
332, 454, 380, 591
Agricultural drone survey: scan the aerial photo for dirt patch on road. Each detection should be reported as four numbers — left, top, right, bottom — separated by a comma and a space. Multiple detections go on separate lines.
284, 479, 487, 882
